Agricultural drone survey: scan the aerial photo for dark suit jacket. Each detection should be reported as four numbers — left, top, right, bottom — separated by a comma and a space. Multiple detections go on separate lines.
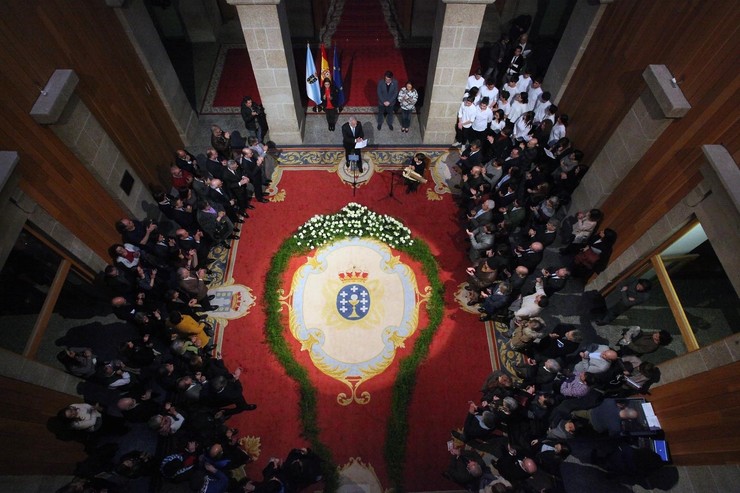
342, 121, 364, 147
495, 453, 532, 483
222, 167, 245, 194
377, 78, 399, 105
206, 158, 223, 180
542, 274, 568, 297
341, 121, 364, 157
207, 186, 233, 208
175, 152, 198, 174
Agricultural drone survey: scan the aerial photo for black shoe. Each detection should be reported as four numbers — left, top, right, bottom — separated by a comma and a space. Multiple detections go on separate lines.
257, 198, 269, 203
377, 124, 382, 130
477, 308, 487, 313
467, 300, 479, 306
233, 228, 240, 232
221, 243, 231, 249
245, 404, 257, 411
227, 234, 240, 240
207, 305, 219, 311
246, 204, 255, 210
235, 219, 245, 224
479, 315, 492, 322
389, 125, 394, 131
207, 295, 216, 301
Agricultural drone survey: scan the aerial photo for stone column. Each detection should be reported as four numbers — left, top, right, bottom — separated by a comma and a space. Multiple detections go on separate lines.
228, 0, 304, 144
697, 146, 740, 296
178, 0, 217, 43
568, 64, 691, 214
30, 70, 152, 221
0, 152, 24, 270
110, 0, 199, 145
542, 0, 612, 104
420, 0, 496, 145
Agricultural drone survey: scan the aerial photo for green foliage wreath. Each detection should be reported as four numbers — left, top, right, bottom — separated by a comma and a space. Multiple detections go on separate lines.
264, 203, 444, 492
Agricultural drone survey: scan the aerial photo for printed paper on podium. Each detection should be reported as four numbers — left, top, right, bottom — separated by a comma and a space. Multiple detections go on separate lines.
354, 139, 368, 149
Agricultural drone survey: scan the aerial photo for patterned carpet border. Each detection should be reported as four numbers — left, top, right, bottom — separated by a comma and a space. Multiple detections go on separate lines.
201, 44, 243, 115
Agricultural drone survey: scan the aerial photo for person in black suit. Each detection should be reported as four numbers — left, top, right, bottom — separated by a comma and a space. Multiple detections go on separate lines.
207, 179, 242, 224
492, 453, 537, 484
236, 148, 267, 203
341, 116, 365, 172
532, 324, 583, 364
539, 266, 570, 296
205, 148, 224, 180
221, 160, 251, 211
200, 375, 256, 418
175, 149, 199, 174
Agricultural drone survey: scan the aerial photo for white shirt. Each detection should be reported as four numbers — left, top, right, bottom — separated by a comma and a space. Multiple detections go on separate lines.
514, 281, 545, 320
503, 83, 519, 99
490, 118, 506, 134
508, 100, 528, 124
513, 114, 533, 141
466, 74, 485, 91
527, 86, 543, 112
476, 85, 499, 105
549, 123, 566, 145
497, 99, 511, 118
533, 99, 552, 123
457, 102, 477, 128
516, 76, 532, 96
471, 105, 494, 131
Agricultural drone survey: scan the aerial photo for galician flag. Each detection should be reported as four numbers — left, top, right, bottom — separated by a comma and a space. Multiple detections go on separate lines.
333, 46, 346, 107
320, 44, 331, 83
305, 43, 321, 106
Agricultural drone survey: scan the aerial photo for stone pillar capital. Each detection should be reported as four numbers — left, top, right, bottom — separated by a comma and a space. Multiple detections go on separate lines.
29, 69, 79, 125
642, 64, 691, 118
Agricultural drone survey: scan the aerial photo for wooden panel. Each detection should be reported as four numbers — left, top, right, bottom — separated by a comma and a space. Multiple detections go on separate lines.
650, 361, 740, 465
0, 376, 87, 475
0, 0, 184, 259
559, 0, 740, 262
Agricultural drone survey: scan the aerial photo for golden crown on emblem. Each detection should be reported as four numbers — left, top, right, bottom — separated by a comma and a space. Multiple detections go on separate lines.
338, 268, 368, 284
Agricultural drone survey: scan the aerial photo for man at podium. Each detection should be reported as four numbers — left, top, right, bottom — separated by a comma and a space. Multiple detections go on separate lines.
341, 116, 365, 172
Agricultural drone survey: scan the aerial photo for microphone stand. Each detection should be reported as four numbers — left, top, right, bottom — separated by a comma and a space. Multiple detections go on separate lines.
381, 167, 403, 204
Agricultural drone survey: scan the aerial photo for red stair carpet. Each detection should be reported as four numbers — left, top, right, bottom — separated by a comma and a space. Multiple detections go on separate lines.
217, 160, 494, 491
206, 46, 261, 111
331, 0, 430, 108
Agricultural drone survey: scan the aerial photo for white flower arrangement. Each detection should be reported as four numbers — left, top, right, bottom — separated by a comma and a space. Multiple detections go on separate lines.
294, 202, 413, 249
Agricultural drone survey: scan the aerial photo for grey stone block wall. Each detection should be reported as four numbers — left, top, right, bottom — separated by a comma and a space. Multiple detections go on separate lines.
113, 0, 198, 145
543, 0, 609, 104
49, 94, 151, 221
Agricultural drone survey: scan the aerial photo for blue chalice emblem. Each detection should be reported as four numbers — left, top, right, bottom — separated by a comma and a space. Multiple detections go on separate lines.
337, 283, 370, 320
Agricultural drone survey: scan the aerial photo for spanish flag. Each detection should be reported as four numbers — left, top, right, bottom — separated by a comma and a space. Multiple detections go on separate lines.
320, 43, 331, 83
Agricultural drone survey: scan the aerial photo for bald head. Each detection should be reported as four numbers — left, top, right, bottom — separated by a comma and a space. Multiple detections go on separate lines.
209, 444, 223, 459
530, 242, 543, 252
602, 350, 618, 362
521, 458, 537, 474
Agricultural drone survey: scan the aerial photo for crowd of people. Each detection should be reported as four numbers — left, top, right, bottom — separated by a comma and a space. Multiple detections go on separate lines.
54, 117, 330, 492
445, 37, 672, 490
47, 22, 677, 493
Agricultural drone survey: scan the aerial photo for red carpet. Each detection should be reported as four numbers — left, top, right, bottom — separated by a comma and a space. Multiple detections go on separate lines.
331, 0, 429, 108
209, 47, 261, 108
218, 161, 495, 491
